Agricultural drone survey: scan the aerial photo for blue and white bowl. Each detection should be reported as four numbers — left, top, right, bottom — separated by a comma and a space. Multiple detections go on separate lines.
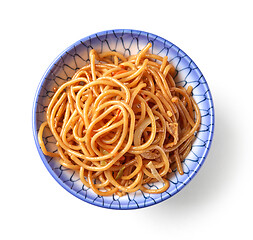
32, 29, 215, 209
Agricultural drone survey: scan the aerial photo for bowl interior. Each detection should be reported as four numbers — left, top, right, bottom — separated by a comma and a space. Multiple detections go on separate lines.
33, 29, 214, 209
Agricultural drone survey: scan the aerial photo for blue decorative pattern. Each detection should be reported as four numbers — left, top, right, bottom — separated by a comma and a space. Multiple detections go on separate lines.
32, 29, 214, 209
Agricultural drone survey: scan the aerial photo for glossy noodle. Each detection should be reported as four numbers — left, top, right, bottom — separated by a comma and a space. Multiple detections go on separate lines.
38, 43, 201, 196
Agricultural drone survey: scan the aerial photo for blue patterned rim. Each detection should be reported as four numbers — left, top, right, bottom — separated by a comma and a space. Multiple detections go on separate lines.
32, 29, 214, 209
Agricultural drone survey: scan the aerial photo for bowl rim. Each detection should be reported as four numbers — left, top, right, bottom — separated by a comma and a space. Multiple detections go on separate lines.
32, 29, 215, 210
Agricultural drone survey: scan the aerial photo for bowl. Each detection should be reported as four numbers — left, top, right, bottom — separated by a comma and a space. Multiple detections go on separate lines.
32, 29, 214, 209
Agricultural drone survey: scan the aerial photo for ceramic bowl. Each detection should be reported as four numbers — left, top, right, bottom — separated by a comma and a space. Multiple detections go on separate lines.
32, 29, 214, 209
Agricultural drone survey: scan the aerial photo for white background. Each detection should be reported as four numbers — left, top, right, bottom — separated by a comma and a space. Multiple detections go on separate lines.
1, 0, 252, 239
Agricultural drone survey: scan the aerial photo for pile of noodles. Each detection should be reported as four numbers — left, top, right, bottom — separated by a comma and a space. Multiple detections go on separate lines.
38, 43, 201, 196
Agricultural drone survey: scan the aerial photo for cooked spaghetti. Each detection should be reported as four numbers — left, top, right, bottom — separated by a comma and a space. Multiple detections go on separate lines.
38, 43, 201, 196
